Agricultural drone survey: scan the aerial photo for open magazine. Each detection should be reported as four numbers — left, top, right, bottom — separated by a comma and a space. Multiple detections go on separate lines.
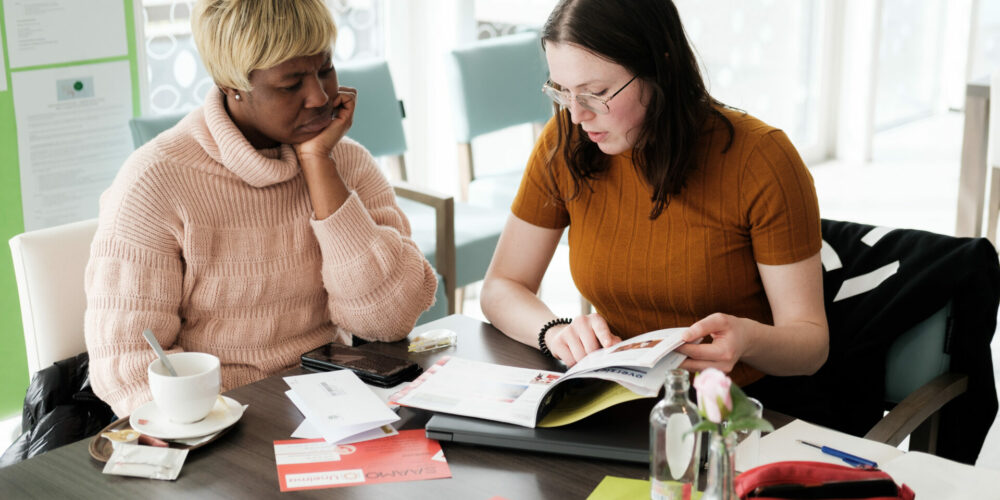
389, 327, 689, 428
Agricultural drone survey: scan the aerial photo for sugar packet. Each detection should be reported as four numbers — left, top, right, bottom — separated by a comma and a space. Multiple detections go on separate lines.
102, 443, 188, 480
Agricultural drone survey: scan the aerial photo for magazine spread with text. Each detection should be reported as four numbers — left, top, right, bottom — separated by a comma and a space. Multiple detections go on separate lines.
389, 327, 689, 428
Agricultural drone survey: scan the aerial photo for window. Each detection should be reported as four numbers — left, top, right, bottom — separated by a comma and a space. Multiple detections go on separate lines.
873, 0, 946, 130
675, 0, 831, 162
139, 0, 383, 115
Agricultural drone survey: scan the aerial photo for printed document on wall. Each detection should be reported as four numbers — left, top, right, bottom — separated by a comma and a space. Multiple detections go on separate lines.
0, 34, 7, 92
3, 0, 127, 68
12, 60, 134, 230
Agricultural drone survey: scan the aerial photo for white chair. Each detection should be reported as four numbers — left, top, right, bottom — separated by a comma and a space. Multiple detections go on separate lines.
8, 218, 97, 377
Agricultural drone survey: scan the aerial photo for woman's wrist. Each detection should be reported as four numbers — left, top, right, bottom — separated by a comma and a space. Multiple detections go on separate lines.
538, 317, 572, 358
298, 156, 349, 219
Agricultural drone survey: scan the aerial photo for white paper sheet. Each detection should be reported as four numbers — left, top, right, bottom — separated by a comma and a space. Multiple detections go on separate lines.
11, 60, 134, 230
283, 371, 399, 444
0, 34, 7, 92
881, 450, 1000, 500
291, 416, 398, 444
755, 419, 904, 468
3, 0, 127, 67
754, 419, 1000, 498
364, 381, 408, 409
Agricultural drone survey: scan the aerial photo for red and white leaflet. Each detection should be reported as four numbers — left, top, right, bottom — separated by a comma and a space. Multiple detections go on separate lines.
273, 430, 451, 492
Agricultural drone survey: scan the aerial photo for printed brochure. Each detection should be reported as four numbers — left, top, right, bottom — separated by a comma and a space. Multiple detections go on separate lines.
390, 327, 688, 427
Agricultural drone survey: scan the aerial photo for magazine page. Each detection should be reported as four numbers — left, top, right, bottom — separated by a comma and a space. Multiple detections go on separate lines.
390, 357, 564, 427
536, 383, 646, 427
532, 350, 688, 427
559, 350, 688, 397
566, 327, 687, 375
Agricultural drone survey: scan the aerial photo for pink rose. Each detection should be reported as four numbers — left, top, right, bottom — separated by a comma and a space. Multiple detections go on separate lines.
694, 368, 733, 423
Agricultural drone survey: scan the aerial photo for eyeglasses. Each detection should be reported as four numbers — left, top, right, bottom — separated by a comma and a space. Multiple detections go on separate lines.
541, 75, 638, 115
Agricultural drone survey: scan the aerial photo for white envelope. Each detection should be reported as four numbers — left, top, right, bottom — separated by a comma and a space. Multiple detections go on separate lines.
289, 412, 398, 444
283, 370, 400, 444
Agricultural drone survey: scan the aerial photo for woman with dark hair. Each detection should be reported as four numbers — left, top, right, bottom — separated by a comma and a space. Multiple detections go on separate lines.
480, 0, 828, 392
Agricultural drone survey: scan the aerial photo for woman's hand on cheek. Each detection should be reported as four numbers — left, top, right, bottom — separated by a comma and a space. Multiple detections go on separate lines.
546, 313, 622, 367
294, 86, 358, 161
676, 313, 751, 374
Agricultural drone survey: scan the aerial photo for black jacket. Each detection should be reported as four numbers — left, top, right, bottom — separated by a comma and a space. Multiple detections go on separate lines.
745, 219, 999, 465
0, 352, 114, 467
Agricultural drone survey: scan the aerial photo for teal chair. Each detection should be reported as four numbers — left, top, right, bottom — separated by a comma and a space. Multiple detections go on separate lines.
128, 106, 452, 324
448, 33, 593, 313
337, 59, 508, 314
815, 218, 998, 462
448, 31, 553, 205
867, 302, 967, 450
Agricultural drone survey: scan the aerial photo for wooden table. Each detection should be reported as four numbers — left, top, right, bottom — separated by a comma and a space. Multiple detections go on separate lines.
0, 315, 789, 499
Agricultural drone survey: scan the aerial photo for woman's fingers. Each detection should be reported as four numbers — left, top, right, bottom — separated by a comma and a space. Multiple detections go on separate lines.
548, 313, 623, 366
679, 358, 731, 373
587, 314, 621, 347
683, 312, 729, 342
675, 341, 725, 360
333, 88, 357, 120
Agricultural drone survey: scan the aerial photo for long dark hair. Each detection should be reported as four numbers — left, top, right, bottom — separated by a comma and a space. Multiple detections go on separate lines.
541, 0, 734, 219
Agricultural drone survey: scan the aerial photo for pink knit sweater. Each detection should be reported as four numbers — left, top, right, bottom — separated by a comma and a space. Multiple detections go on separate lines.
85, 91, 437, 416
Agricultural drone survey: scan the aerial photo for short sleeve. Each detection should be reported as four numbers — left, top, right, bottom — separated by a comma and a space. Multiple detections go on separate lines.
742, 130, 822, 265
510, 117, 570, 229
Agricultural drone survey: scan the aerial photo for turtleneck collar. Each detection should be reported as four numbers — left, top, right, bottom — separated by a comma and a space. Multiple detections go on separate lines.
198, 90, 301, 188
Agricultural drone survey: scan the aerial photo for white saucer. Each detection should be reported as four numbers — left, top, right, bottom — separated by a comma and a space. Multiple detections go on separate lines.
130, 395, 246, 440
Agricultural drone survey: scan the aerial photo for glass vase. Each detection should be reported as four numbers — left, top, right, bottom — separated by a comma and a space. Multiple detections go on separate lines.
701, 432, 738, 500
649, 369, 700, 500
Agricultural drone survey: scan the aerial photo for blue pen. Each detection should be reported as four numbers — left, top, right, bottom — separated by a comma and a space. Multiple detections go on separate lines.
797, 440, 878, 468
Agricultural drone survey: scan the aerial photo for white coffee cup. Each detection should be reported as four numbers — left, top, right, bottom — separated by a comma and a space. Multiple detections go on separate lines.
148, 352, 221, 424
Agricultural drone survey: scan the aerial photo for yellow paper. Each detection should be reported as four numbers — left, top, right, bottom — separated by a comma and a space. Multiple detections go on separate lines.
587, 476, 703, 500
586, 476, 650, 500
537, 383, 646, 427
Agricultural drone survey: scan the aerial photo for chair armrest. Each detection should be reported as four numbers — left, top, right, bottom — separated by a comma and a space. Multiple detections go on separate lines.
392, 181, 456, 314
863, 372, 968, 446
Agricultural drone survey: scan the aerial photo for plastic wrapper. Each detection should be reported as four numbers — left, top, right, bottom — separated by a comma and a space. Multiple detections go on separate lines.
102, 443, 188, 481
408, 328, 457, 352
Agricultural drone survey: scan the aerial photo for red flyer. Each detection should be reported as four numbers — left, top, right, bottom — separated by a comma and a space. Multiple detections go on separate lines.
273, 430, 451, 491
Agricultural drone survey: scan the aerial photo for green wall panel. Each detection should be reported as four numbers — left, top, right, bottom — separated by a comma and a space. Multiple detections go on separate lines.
0, 1, 140, 419
0, 0, 28, 419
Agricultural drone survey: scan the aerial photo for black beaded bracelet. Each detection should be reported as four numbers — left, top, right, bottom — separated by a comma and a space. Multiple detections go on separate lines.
538, 317, 572, 359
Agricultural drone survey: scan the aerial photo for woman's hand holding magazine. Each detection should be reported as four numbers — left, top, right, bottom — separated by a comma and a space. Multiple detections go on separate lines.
390, 328, 700, 428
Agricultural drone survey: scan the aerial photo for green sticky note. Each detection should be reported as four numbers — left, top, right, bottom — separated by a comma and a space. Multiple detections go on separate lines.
586, 476, 650, 500
587, 476, 703, 500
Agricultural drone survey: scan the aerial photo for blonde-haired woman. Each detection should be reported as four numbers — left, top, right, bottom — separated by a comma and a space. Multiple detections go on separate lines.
85, 0, 436, 417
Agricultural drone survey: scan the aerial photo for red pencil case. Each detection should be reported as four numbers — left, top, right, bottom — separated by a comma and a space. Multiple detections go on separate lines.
734, 461, 915, 499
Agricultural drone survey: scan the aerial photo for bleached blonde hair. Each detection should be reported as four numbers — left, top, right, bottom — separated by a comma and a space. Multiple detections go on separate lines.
191, 0, 337, 92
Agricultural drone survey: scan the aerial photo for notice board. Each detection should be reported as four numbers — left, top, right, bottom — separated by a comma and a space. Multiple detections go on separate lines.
0, 0, 142, 416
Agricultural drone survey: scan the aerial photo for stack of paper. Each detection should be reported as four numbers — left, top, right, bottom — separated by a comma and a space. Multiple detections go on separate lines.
751, 419, 1000, 499
284, 370, 400, 444
751, 419, 903, 470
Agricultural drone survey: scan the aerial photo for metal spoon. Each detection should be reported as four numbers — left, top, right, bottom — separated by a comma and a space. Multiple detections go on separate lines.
142, 328, 177, 376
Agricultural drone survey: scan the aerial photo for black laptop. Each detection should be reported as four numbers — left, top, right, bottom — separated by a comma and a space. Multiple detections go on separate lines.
424, 397, 654, 463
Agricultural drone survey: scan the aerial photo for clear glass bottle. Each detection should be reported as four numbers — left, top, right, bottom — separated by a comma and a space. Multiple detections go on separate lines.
649, 368, 701, 500
702, 432, 738, 500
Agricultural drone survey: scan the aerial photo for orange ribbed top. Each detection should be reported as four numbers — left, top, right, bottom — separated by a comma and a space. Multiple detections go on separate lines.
512, 108, 821, 385
85, 90, 436, 416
